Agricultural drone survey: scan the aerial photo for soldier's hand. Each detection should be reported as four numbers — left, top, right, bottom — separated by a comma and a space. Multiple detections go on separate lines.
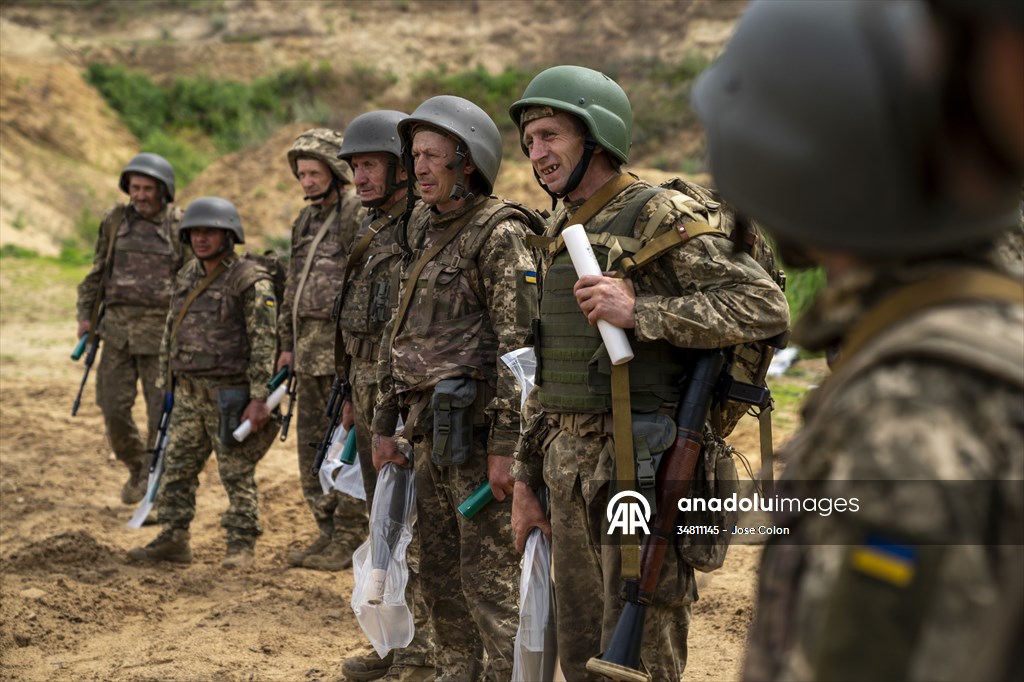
341, 399, 355, 430
276, 351, 294, 373
487, 455, 516, 502
574, 274, 636, 329
372, 433, 409, 470
241, 400, 271, 433
76, 319, 91, 339
511, 481, 552, 553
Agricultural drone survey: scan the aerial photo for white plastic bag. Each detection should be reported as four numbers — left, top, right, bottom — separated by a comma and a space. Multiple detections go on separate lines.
318, 425, 366, 500
512, 528, 557, 682
351, 452, 416, 658
500, 347, 537, 410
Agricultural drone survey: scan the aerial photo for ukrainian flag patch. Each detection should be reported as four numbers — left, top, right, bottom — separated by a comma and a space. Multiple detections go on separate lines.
262, 296, 276, 308
523, 270, 538, 285
850, 535, 917, 588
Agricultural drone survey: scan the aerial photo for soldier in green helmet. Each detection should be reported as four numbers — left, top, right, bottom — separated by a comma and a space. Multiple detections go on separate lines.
508, 66, 789, 680
693, 1, 1023, 680
76, 153, 186, 507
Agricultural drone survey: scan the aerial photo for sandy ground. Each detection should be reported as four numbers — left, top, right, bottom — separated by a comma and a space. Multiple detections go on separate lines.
0, 259, 819, 681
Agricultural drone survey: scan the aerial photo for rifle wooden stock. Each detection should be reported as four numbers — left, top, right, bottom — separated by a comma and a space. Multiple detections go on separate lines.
588, 349, 725, 681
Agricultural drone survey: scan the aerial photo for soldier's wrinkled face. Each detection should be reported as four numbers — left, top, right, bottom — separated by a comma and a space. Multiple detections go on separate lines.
188, 227, 228, 260
296, 158, 333, 204
522, 112, 586, 195
351, 152, 396, 206
128, 174, 162, 219
410, 129, 474, 213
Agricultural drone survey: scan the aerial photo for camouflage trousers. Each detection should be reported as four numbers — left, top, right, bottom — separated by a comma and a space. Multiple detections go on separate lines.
296, 373, 367, 547
351, 357, 435, 667
95, 338, 162, 473
157, 375, 278, 547
411, 419, 519, 682
545, 426, 695, 682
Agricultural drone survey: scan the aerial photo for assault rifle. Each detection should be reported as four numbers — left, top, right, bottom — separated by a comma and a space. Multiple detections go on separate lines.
311, 376, 350, 476
586, 349, 726, 682
279, 368, 297, 442
70, 309, 104, 417
127, 390, 174, 529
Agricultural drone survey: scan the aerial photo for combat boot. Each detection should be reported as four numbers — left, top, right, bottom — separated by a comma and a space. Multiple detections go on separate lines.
302, 537, 352, 571
287, 526, 332, 567
121, 462, 148, 505
342, 650, 393, 681
381, 664, 435, 682
222, 542, 255, 569
128, 529, 192, 564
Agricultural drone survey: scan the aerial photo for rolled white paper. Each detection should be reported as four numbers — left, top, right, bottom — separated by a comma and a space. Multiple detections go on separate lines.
232, 381, 290, 442
562, 223, 634, 365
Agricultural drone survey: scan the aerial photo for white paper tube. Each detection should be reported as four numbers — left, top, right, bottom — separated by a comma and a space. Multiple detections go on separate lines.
562, 223, 634, 365
232, 381, 290, 442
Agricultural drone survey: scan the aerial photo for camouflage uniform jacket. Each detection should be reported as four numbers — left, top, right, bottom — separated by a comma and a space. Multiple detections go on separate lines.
76, 203, 185, 355
372, 194, 539, 456
743, 252, 1024, 681
158, 253, 277, 402
511, 176, 790, 492
278, 192, 364, 376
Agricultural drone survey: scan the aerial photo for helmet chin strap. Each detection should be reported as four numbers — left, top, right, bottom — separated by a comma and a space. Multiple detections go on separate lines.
445, 144, 474, 202
198, 232, 234, 261
304, 177, 340, 203
361, 157, 401, 210
534, 135, 598, 210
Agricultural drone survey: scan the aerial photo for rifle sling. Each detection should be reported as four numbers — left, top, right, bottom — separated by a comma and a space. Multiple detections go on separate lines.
292, 203, 340, 349
611, 362, 640, 581
165, 261, 227, 388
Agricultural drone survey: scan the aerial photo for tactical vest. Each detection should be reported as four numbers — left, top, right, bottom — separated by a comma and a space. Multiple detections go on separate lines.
391, 197, 538, 393
337, 210, 406, 351
105, 205, 182, 308
536, 187, 690, 413
169, 256, 269, 377
291, 195, 360, 319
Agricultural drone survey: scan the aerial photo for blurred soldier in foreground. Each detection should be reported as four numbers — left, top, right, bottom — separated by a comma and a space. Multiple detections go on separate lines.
279, 129, 367, 572
693, 1, 1023, 679
508, 66, 789, 681
335, 110, 435, 682
129, 197, 279, 568
76, 153, 185, 505
371, 96, 537, 682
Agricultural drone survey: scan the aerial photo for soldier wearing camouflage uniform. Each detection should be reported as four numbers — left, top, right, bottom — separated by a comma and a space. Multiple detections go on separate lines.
129, 197, 279, 569
692, 2, 1024, 680
371, 96, 538, 682
278, 128, 368, 572
508, 66, 790, 681
76, 153, 185, 506
335, 111, 435, 682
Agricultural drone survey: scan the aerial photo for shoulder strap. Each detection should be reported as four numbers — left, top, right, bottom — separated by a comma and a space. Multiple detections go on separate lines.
619, 219, 726, 276
292, 203, 340, 338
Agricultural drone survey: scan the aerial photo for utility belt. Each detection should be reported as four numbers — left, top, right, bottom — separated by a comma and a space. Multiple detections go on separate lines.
176, 373, 250, 445
399, 377, 493, 467
344, 335, 380, 362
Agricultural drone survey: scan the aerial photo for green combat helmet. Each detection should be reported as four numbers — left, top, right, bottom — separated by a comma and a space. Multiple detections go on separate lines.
180, 196, 244, 244
338, 110, 408, 207
119, 152, 176, 203
510, 65, 632, 202
287, 128, 354, 186
692, 0, 1019, 260
398, 95, 502, 199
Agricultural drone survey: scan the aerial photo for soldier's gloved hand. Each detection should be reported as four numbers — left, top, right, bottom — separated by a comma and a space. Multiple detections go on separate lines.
76, 319, 90, 339
372, 433, 409, 470
241, 400, 271, 433
487, 454, 515, 502
511, 481, 552, 553
574, 273, 636, 329
276, 351, 294, 373
341, 399, 355, 430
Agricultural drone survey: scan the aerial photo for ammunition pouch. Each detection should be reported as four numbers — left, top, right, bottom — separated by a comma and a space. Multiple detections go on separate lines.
217, 386, 250, 446
431, 378, 476, 467
630, 413, 676, 515
680, 436, 738, 572
369, 280, 391, 323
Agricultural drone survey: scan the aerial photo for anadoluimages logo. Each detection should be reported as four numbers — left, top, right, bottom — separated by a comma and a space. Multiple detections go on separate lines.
606, 490, 651, 536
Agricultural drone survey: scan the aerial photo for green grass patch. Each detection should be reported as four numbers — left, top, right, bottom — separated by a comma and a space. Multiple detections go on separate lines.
784, 267, 826, 321
0, 244, 39, 259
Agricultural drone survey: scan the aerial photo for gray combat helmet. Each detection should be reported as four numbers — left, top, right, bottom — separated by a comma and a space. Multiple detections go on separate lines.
398, 96, 502, 196
180, 196, 244, 244
119, 153, 176, 202
692, 0, 1020, 260
338, 110, 407, 161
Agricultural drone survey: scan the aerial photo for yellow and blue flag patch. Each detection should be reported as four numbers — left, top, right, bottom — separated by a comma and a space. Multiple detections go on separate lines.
523, 270, 538, 285
850, 535, 917, 588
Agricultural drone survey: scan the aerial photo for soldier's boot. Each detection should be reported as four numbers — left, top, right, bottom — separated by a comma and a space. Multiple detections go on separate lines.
128, 529, 192, 564
287, 524, 332, 567
301, 536, 353, 571
381, 665, 435, 682
121, 461, 148, 505
342, 650, 393, 681
222, 542, 255, 569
